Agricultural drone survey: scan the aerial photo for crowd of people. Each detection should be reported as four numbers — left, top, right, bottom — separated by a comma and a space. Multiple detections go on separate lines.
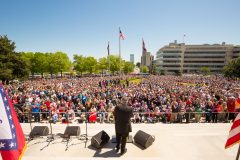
3, 75, 240, 124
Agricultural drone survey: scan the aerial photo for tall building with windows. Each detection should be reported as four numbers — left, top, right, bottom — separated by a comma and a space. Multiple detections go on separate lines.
141, 52, 154, 67
154, 41, 240, 74
130, 54, 134, 63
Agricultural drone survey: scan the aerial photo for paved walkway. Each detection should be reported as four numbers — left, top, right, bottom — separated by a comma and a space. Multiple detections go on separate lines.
1, 123, 239, 160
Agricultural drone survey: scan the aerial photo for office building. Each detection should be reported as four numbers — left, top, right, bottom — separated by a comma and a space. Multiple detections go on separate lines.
154, 41, 240, 74
130, 54, 134, 64
141, 51, 154, 67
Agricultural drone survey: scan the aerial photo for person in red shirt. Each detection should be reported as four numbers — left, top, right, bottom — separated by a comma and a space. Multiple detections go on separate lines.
227, 96, 236, 122
212, 100, 220, 123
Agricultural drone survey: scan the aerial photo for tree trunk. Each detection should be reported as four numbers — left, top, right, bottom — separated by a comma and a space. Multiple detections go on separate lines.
41, 72, 44, 79
61, 71, 63, 78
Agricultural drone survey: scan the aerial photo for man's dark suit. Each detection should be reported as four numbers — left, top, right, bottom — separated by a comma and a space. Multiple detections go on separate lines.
113, 100, 133, 154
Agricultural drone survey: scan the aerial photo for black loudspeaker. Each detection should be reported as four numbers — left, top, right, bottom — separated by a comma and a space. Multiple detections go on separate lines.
91, 130, 110, 149
63, 126, 80, 138
134, 130, 155, 148
30, 126, 49, 138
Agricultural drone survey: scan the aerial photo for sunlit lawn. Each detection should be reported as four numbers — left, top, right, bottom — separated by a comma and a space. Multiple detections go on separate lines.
121, 78, 142, 85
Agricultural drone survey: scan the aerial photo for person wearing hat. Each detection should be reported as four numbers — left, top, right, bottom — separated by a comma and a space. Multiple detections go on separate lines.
113, 96, 133, 155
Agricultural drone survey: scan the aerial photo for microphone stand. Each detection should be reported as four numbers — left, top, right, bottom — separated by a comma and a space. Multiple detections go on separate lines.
79, 112, 90, 148
40, 110, 55, 151
47, 110, 54, 141
27, 111, 33, 143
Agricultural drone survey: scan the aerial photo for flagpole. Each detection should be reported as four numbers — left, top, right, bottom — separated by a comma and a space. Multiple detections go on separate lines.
236, 144, 240, 160
141, 38, 143, 74
108, 41, 110, 74
182, 34, 186, 43
119, 27, 121, 75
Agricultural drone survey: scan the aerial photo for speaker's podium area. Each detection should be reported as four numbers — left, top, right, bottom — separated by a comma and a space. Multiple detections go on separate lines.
20, 123, 237, 160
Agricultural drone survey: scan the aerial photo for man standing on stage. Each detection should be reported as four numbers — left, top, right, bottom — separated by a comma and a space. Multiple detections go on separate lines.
113, 96, 133, 155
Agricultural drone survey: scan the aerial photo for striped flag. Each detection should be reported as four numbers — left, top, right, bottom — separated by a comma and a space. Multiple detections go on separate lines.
0, 85, 26, 160
119, 29, 125, 40
142, 39, 147, 52
225, 113, 240, 148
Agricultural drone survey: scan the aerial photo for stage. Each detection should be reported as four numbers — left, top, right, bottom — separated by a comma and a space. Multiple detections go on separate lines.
3, 123, 238, 160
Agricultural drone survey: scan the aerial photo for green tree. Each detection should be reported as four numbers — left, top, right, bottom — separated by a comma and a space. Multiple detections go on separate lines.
160, 69, 165, 75
123, 61, 135, 74
109, 55, 122, 74
223, 57, 240, 78
140, 65, 149, 73
34, 52, 48, 78
54, 52, 71, 78
11, 54, 29, 79
174, 70, 182, 76
98, 57, 108, 74
0, 35, 28, 81
0, 35, 15, 56
152, 64, 157, 75
73, 55, 86, 76
45, 53, 58, 78
84, 56, 97, 74
0, 35, 15, 81
136, 62, 141, 68
200, 67, 211, 75
20, 52, 36, 77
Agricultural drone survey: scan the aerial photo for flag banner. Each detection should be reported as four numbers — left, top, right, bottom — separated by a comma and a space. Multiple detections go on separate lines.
225, 113, 240, 149
236, 98, 240, 109
0, 85, 26, 160
119, 30, 125, 40
142, 39, 147, 52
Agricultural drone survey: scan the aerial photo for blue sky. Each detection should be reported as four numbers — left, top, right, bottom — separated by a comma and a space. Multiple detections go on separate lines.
1, 0, 240, 62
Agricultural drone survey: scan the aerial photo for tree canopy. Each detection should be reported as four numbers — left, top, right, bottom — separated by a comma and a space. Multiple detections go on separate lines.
0, 35, 28, 81
223, 57, 240, 78
1, 35, 139, 80
123, 62, 135, 74
200, 66, 211, 75
140, 65, 149, 73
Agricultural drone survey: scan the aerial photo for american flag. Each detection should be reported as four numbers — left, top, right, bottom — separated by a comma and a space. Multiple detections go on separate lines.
0, 85, 26, 160
142, 39, 147, 52
225, 113, 240, 148
119, 30, 125, 40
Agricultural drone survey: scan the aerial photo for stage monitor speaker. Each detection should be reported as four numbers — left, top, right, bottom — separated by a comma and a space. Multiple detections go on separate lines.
91, 130, 110, 149
134, 130, 155, 148
30, 126, 49, 138
63, 126, 80, 138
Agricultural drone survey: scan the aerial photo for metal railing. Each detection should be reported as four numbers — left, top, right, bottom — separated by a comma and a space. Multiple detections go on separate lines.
15, 111, 239, 124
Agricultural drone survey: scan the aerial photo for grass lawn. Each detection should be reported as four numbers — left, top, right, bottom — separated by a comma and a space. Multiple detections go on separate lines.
129, 78, 141, 84
121, 78, 142, 85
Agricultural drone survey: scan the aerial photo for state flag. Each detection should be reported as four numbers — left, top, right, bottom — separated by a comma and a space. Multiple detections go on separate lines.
0, 85, 26, 160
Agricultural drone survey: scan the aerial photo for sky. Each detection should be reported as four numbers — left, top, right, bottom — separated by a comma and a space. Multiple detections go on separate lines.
1, 0, 240, 63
